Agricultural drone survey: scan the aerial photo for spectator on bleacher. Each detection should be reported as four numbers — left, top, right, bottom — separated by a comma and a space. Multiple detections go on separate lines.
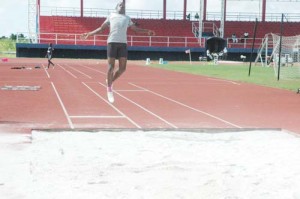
232, 33, 238, 43
45, 43, 54, 69
195, 13, 199, 20
241, 32, 249, 43
186, 13, 191, 20
81, 1, 155, 103
133, 21, 139, 26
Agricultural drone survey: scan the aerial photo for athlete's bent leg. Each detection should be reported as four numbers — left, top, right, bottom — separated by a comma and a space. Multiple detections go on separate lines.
107, 57, 116, 88
47, 60, 51, 69
106, 57, 115, 103
112, 57, 127, 82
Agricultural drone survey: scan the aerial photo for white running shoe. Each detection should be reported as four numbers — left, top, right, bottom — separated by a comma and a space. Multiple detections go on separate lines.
107, 90, 114, 103
106, 79, 114, 103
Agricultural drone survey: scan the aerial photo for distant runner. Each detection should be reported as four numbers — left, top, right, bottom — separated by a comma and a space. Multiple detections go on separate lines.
46, 43, 54, 69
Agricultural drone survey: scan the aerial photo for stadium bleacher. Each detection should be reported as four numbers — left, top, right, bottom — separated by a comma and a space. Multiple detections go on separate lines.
40, 15, 300, 48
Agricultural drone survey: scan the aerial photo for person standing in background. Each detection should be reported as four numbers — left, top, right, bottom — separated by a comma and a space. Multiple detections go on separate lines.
45, 43, 54, 69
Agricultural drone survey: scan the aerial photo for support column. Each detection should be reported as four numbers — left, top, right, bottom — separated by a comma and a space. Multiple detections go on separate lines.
80, 0, 83, 17
183, 0, 187, 20
163, 0, 167, 19
37, 0, 40, 12
199, 0, 204, 45
203, 0, 207, 21
220, 0, 227, 38
262, 0, 266, 22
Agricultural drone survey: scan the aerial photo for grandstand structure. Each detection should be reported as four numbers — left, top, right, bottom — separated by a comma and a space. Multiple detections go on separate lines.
17, 0, 300, 61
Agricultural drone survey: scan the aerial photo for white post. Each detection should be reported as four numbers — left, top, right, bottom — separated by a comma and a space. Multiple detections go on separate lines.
198, 0, 204, 46
220, 0, 225, 38
265, 36, 268, 66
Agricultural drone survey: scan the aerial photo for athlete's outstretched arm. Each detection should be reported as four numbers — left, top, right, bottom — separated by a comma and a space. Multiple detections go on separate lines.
82, 23, 109, 39
130, 25, 155, 36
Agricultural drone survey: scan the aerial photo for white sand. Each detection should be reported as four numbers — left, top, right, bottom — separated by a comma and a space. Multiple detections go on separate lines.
1, 130, 300, 199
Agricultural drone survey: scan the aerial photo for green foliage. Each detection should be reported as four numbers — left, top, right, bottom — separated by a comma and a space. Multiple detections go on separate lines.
6, 33, 25, 41
0, 39, 16, 57
151, 62, 300, 92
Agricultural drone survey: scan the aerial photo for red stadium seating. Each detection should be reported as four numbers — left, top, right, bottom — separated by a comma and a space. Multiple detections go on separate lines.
40, 16, 194, 36
39, 16, 300, 47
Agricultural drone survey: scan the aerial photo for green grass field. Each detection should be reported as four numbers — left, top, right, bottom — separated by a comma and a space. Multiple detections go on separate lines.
0, 39, 16, 58
150, 62, 300, 92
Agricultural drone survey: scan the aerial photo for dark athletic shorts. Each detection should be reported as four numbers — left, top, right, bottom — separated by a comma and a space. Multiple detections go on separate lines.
107, 42, 128, 59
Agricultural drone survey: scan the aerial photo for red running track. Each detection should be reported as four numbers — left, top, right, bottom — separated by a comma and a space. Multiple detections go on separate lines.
0, 58, 299, 134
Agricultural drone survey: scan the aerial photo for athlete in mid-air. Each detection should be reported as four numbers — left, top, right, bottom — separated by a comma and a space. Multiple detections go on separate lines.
46, 43, 55, 69
82, 1, 155, 103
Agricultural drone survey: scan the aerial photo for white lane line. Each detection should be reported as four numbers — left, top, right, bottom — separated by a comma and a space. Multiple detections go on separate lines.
115, 91, 178, 129
78, 64, 106, 75
43, 64, 50, 79
115, 85, 147, 92
58, 64, 78, 79
98, 83, 178, 129
129, 83, 242, 128
51, 82, 74, 129
70, 115, 125, 119
207, 78, 241, 85
66, 64, 92, 79
82, 82, 141, 129
116, 89, 147, 92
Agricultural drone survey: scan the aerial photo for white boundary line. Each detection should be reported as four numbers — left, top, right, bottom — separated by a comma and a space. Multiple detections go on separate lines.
66, 64, 92, 79
206, 77, 241, 85
129, 83, 242, 128
58, 64, 78, 79
70, 116, 125, 119
98, 82, 178, 129
51, 82, 74, 129
115, 91, 178, 129
115, 89, 146, 92
42, 64, 50, 79
78, 64, 106, 75
82, 82, 141, 129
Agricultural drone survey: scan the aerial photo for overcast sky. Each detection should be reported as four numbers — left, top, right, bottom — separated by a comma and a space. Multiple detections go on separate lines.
0, 0, 299, 37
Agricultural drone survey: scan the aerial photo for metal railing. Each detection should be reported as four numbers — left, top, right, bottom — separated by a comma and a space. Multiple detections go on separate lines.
40, 6, 300, 22
17, 32, 264, 50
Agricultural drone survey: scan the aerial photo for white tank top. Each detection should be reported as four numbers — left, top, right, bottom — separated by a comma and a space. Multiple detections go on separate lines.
104, 12, 134, 44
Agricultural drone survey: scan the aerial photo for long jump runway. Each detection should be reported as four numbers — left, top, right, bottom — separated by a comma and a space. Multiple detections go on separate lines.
0, 58, 299, 134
